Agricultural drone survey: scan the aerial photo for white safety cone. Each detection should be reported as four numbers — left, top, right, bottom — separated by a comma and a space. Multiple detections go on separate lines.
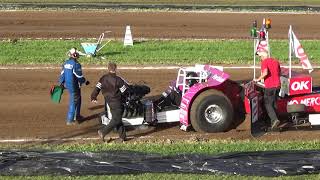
124, 25, 133, 46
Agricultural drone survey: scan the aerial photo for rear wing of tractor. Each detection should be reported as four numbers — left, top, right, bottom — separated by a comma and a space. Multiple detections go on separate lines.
81, 31, 112, 56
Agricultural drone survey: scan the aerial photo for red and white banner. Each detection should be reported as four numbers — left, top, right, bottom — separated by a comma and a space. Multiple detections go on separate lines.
289, 27, 313, 73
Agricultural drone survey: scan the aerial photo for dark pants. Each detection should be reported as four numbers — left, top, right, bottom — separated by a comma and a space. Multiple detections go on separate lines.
154, 90, 182, 110
100, 102, 126, 140
170, 90, 182, 106
264, 88, 279, 124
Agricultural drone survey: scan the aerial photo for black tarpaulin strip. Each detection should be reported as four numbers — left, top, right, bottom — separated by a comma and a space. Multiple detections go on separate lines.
0, 150, 320, 176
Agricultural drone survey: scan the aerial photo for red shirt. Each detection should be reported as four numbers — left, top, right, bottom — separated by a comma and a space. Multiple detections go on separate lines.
261, 58, 281, 88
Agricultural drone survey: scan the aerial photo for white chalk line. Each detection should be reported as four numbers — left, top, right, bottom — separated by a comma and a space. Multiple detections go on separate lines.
0, 65, 318, 70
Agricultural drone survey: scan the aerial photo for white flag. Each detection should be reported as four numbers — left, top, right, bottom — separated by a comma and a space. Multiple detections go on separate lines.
289, 28, 313, 73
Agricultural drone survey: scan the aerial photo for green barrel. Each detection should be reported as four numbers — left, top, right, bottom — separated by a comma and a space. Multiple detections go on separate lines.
51, 85, 64, 103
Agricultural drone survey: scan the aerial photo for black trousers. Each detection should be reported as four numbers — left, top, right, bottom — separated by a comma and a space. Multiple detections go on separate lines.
100, 102, 126, 140
264, 88, 279, 124
154, 90, 182, 110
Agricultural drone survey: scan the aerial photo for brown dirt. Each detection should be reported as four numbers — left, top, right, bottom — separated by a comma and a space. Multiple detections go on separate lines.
1, 11, 320, 143
1, 68, 320, 143
1, 11, 320, 39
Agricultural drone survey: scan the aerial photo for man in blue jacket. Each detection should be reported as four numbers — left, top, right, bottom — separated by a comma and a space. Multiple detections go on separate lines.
59, 48, 89, 125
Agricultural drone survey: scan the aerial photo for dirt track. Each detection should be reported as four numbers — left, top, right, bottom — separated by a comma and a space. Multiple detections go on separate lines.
1, 68, 320, 142
1, 11, 320, 142
1, 11, 320, 39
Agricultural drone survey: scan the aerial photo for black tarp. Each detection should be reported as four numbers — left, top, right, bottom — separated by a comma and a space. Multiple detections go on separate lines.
1, 150, 320, 176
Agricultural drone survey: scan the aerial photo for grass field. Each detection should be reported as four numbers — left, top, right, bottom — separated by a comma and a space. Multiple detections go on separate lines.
28, 140, 320, 154
1, 0, 320, 6
1, 140, 320, 179
0, 39, 318, 65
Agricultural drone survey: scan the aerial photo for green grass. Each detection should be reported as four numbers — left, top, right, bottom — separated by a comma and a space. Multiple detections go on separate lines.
1, 0, 320, 6
0, 39, 319, 65
1, 140, 320, 179
2, 139, 318, 155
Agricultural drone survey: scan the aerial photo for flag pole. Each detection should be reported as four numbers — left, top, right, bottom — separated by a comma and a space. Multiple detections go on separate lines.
253, 38, 256, 79
266, 31, 270, 57
289, 25, 292, 78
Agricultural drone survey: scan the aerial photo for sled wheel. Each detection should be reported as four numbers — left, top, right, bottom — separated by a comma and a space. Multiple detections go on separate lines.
190, 89, 233, 133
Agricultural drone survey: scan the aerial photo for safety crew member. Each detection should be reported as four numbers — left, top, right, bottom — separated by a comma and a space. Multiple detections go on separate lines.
59, 47, 89, 125
91, 62, 129, 143
255, 50, 281, 130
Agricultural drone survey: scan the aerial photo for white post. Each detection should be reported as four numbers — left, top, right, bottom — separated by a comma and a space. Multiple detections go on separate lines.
289, 25, 292, 78
266, 31, 270, 57
253, 38, 256, 79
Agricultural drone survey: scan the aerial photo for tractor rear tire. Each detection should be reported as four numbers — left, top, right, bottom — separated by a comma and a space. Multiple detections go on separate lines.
190, 89, 233, 133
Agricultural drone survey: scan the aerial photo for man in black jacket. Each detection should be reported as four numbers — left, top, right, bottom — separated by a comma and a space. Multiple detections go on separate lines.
91, 62, 129, 142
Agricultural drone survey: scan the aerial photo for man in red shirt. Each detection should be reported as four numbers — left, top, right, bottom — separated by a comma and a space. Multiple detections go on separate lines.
255, 51, 281, 130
